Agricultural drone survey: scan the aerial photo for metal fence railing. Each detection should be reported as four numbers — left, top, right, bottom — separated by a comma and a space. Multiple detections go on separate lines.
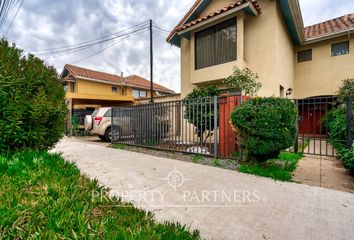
112, 95, 352, 159
112, 94, 244, 159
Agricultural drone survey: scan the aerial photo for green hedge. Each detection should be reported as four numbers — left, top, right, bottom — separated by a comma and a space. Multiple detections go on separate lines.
0, 39, 67, 152
231, 97, 297, 162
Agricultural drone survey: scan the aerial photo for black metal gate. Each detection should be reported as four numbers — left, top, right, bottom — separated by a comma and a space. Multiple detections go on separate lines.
111, 95, 244, 159
290, 96, 353, 157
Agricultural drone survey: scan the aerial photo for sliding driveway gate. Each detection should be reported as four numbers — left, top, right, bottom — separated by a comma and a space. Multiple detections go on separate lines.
112, 94, 245, 159
112, 95, 353, 159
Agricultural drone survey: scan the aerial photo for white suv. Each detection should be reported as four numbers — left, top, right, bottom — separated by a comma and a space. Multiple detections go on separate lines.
85, 107, 130, 142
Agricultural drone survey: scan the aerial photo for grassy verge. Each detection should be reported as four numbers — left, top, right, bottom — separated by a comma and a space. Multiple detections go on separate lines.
0, 150, 199, 239
237, 152, 304, 181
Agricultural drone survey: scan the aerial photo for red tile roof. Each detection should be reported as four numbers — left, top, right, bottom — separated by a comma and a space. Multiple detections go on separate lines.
64, 64, 175, 94
125, 75, 175, 94
177, 0, 261, 32
65, 64, 122, 83
304, 13, 354, 40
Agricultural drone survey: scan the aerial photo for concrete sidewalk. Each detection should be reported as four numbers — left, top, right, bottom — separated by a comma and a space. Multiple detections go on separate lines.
53, 138, 354, 240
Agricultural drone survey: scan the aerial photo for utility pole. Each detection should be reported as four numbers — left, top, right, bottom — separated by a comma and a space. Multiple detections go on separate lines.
149, 19, 154, 103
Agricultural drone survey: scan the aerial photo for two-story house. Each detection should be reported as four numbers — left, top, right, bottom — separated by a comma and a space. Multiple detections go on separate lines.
61, 64, 175, 128
167, 0, 354, 99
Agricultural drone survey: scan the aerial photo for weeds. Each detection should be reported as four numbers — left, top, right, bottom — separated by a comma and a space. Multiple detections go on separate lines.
237, 152, 303, 181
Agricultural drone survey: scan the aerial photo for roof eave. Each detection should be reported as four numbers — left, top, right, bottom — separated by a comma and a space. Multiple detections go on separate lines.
168, 1, 260, 47
278, 0, 305, 45
178, 2, 258, 36
166, 0, 212, 47
303, 28, 354, 45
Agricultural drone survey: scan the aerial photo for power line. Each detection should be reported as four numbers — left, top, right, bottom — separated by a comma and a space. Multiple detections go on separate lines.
0, 0, 12, 32
36, 26, 148, 58
152, 23, 171, 33
153, 27, 179, 59
0, 0, 18, 32
71, 29, 149, 65
55, 29, 149, 69
5, 0, 23, 35
35, 26, 149, 56
31, 20, 149, 53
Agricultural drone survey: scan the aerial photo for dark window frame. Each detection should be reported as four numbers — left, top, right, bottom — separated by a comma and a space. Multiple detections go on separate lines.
331, 41, 349, 57
297, 49, 312, 63
195, 18, 237, 70
112, 86, 118, 93
132, 89, 147, 98
70, 82, 75, 92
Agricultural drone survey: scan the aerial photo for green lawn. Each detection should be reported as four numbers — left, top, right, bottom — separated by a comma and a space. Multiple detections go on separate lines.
0, 150, 199, 239
238, 152, 304, 181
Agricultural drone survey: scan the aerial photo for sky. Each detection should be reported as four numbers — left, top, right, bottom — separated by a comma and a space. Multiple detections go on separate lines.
1, 0, 354, 93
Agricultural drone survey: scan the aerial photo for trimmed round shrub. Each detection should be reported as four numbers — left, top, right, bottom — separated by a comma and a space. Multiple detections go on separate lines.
0, 39, 67, 152
231, 97, 298, 162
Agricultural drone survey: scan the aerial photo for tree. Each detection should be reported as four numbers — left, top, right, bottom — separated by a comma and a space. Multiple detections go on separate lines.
0, 39, 67, 152
223, 67, 262, 96
337, 78, 354, 98
184, 86, 221, 144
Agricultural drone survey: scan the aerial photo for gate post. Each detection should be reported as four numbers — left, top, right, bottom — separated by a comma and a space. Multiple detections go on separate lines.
214, 96, 218, 158
294, 100, 299, 153
346, 96, 353, 148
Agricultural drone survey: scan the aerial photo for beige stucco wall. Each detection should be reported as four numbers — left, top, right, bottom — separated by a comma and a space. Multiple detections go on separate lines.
244, 0, 279, 97
179, 0, 353, 99
294, 36, 354, 98
180, 0, 295, 98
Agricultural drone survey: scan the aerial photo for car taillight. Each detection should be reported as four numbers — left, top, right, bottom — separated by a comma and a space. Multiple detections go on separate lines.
94, 117, 103, 125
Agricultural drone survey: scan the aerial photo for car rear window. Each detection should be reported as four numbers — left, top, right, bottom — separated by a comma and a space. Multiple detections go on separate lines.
104, 109, 112, 117
92, 110, 99, 117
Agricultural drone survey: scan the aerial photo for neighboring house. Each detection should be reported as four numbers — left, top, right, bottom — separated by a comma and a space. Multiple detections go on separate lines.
137, 93, 181, 104
60, 64, 175, 127
167, 0, 354, 99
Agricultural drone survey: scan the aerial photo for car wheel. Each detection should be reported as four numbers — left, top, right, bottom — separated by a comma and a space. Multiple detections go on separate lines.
105, 127, 121, 142
98, 135, 106, 141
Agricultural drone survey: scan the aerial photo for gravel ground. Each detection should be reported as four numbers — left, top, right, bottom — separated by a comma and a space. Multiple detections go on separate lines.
110, 143, 239, 170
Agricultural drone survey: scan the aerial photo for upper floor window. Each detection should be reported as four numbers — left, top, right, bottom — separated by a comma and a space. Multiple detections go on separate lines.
297, 49, 312, 62
112, 86, 118, 93
70, 82, 75, 92
195, 18, 237, 69
331, 41, 349, 57
64, 84, 68, 92
132, 89, 147, 98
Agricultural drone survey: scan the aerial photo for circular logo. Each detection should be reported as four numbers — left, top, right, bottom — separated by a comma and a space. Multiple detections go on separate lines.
165, 168, 185, 191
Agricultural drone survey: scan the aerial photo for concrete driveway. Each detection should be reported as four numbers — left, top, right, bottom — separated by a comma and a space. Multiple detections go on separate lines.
53, 138, 354, 240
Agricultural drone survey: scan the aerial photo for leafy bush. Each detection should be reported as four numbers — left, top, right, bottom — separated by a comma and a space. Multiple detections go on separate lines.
325, 79, 354, 174
223, 67, 262, 96
231, 97, 297, 161
326, 107, 351, 143
184, 86, 221, 143
337, 78, 354, 98
0, 39, 67, 152
334, 143, 354, 175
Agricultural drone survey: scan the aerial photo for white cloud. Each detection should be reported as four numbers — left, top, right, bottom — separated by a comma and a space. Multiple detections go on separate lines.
2, 0, 354, 93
